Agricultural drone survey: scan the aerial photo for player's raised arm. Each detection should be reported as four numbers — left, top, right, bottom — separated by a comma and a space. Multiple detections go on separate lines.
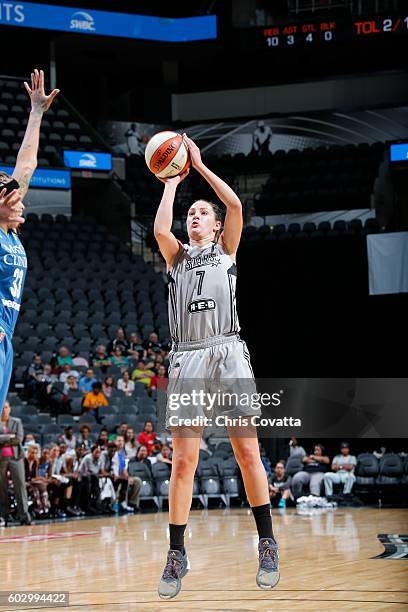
183, 134, 243, 255
12, 68, 59, 198
153, 170, 189, 268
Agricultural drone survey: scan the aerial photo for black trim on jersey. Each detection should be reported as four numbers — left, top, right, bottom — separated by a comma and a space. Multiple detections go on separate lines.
167, 272, 179, 343
227, 264, 238, 333
239, 339, 255, 377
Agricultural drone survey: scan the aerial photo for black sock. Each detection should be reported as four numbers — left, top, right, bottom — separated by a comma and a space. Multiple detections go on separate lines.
169, 523, 187, 554
251, 503, 275, 541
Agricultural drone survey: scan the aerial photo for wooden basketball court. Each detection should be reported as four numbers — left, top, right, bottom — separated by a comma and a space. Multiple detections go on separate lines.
0, 507, 407, 611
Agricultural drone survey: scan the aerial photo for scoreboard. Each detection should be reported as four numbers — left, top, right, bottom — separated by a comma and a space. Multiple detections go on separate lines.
259, 14, 408, 48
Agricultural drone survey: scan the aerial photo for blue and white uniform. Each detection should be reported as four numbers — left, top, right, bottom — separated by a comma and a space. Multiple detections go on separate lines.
0, 229, 27, 414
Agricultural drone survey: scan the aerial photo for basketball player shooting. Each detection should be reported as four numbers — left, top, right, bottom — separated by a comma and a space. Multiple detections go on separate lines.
154, 134, 280, 599
0, 69, 59, 416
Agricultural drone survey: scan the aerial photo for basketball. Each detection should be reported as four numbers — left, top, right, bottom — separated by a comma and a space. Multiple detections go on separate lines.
145, 130, 190, 179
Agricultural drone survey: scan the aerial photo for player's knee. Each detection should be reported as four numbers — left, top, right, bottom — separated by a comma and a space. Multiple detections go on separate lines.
172, 453, 197, 477
234, 445, 259, 470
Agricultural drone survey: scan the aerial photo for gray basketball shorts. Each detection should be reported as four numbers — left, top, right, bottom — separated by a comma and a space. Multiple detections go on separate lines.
164, 333, 261, 430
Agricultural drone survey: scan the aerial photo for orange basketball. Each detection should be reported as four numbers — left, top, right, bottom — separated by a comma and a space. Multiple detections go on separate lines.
145, 131, 190, 179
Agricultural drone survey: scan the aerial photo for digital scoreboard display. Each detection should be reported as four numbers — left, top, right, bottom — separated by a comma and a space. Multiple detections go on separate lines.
260, 14, 408, 48
389, 141, 408, 167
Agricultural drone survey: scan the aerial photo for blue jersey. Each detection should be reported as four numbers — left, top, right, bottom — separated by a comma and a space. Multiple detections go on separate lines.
0, 229, 27, 336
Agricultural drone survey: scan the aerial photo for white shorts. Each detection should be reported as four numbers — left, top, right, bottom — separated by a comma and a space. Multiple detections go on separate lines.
163, 333, 261, 430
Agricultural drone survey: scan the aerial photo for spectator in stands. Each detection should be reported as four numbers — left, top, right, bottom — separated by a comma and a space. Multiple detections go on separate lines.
111, 434, 135, 512
92, 345, 112, 373
0, 400, 31, 525
252, 120, 273, 156
107, 327, 129, 356
79, 369, 97, 395
111, 347, 129, 370
131, 359, 155, 388
25, 354, 44, 401
134, 444, 153, 473
56, 346, 73, 369
269, 461, 291, 509
59, 363, 80, 384
127, 333, 144, 360
47, 444, 67, 518
137, 420, 157, 456
38, 448, 51, 479
23, 433, 40, 455
72, 353, 89, 368
150, 364, 168, 392
125, 123, 144, 156
58, 426, 77, 452
144, 332, 162, 352
291, 443, 330, 499
78, 445, 102, 514
102, 376, 115, 399
289, 437, 306, 459
83, 382, 108, 419
323, 442, 357, 498
97, 428, 109, 450
61, 453, 84, 516
117, 370, 134, 396
99, 442, 118, 514
63, 374, 79, 395
151, 439, 163, 458
156, 444, 172, 466
77, 425, 92, 453
117, 422, 129, 438
24, 444, 50, 517
124, 428, 137, 459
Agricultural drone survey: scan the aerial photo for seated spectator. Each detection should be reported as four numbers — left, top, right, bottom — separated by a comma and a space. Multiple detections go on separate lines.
289, 437, 306, 459
111, 347, 129, 369
58, 426, 77, 452
23, 434, 40, 455
269, 460, 291, 508
47, 445, 68, 518
144, 332, 162, 353
76, 425, 92, 453
124, 428, 137, 459
96, 428, 109, 450
150, 364, 168, 392
79, 369, 97, 395
324, 442, 357, 498
156, 444, 172, 466
151, 439, 163, 458
107, 327, 129, 356
63, 374, 79, 395
127, 332, 144, 360
102, 376, 115, 399
117, 422, 129, 438
38, 447, 51, 479
61, 452, 85, 517
60, 364, 80, 384
78, 445, 103, 514
131, 359, 155, 388
110, 435, 134, 512
117, 371, 135, 396
25, 445, 50, 517
72, 354, 89, 368
291, 443, 330, 500
260, 444, 272, 478
92, 345, 112, 373
56, 346, 74, 369
134, 444, 153, 473
25, 354, 44, 401
137, 420, 157, 456
83, 382, 108, 417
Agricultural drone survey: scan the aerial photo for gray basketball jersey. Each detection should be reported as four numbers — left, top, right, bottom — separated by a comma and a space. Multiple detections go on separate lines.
167, 241, 240, 343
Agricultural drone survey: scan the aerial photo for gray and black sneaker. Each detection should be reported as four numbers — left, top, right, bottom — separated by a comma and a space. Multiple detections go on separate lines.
158, 549, 189, 600
256, 538, 280, 590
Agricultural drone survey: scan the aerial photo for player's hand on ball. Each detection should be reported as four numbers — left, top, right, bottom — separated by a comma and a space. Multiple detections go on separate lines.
182, 133, 203, 169
157, 167, 190, 186
24, 68, 60, 113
